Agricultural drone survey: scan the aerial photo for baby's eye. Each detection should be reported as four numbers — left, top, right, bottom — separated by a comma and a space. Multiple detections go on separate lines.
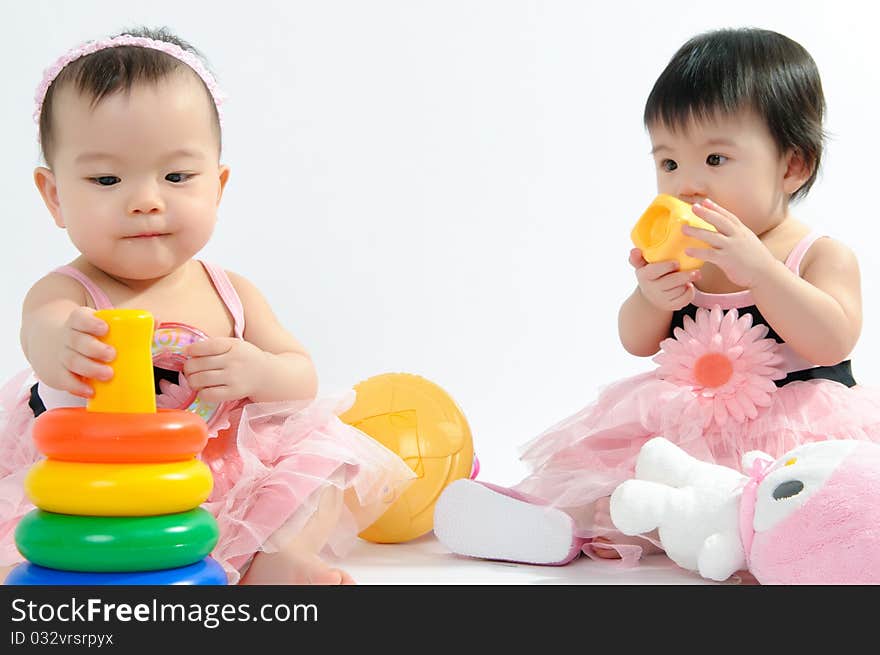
91, 176, 120, 186
661, 159, 678, 172
165, 172, 193, 183
706, 154, 728, 166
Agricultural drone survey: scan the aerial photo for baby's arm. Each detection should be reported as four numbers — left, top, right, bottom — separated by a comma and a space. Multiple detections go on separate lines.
751, 238, 861, 365
618, 249, 698, 356
618, 288, 673, 356
226, 271, 318, 402
20, 273, 115, 397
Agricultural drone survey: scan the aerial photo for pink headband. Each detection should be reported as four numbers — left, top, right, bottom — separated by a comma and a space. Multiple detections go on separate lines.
33, 34, 226, 128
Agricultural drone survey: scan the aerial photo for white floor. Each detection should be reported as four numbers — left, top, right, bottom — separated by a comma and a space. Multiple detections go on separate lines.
341, 532, 736, 585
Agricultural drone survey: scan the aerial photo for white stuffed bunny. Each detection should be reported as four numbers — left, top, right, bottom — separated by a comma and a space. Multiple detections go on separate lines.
609, 436, 880, 584
609, 437, 750, 581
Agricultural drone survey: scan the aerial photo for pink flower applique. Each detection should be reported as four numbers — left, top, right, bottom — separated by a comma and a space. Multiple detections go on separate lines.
156, 373, 195, 410
653, 305, 785, 427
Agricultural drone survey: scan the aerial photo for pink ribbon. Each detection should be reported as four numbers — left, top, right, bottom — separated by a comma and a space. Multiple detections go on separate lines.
738, 457, 774, 566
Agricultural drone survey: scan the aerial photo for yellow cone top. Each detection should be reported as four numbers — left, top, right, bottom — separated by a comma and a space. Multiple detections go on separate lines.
87, 309, 156, 414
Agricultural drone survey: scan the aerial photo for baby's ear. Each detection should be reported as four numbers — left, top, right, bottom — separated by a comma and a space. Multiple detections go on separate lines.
216, 165, 231, 204
782, 148, 812, 196
33, 167, 65, 228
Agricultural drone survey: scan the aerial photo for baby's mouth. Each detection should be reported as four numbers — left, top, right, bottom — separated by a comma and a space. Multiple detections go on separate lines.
124, 232, 171, 239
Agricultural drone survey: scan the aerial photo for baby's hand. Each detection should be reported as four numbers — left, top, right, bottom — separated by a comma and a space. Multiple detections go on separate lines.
682, 198, 777, 289
630, 248, 700, 312
183, 337, 268, 403
57, 307, 115, 398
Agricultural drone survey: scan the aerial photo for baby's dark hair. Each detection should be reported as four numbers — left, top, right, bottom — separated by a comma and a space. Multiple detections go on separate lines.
644, 28, 825, 200
39, 26, 221, 165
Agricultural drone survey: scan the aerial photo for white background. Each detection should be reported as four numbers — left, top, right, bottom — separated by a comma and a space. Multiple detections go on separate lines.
2, 0, 879, 491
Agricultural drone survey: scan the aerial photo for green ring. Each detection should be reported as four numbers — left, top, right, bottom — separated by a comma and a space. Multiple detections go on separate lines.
15, 508, 219, 572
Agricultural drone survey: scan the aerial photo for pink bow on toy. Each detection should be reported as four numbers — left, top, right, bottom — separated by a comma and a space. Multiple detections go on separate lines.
738, 457, 774, 567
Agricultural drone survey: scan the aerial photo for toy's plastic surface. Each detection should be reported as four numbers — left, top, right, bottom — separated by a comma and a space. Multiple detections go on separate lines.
88, 309, 156, 413
32, 407, 208, 463
8, 309, 226, 586
5, 558, 227, 586
152, 322, 228, 429
631, 194, 717, 271
24, 459, 213, 516
15, 508, 218, 572
341, 373, 474, 543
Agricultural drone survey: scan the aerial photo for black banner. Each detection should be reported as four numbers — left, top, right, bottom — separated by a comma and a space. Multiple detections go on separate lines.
0, 584, 861, 649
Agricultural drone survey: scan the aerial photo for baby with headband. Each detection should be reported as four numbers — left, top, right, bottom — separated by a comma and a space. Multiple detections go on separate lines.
0, 27, 414, 585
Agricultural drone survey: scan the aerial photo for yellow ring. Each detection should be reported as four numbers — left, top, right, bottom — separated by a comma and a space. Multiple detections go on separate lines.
25, 459, 213, 516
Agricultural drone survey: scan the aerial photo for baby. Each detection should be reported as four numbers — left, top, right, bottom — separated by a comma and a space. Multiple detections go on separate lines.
0, 27, 414, 585
435, 27, 880, 569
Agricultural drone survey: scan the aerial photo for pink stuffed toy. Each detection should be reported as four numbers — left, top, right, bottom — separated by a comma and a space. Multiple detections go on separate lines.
609, 437, 880, 584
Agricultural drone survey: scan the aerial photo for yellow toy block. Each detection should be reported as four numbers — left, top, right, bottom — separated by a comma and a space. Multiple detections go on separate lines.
631, 194, 717, 271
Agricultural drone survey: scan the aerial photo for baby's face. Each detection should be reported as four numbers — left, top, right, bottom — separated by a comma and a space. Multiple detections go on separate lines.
648, 108, 792, 235
44, 71, 228, 281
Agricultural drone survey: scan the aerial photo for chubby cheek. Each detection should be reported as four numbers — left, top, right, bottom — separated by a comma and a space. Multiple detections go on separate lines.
654, 172, 673, 196
731, 166, 787, 225
63, 208, 117, 253
175, 202, 218, 251
712, 183, 777, 232
178, 193, 217, 233
185, 218, 217, 252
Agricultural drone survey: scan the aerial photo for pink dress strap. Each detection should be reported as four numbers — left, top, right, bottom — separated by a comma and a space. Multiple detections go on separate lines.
52, 265, 114, 310
783, 231, 825, 275
52, 262, 245, 339
199, 261, 246, 339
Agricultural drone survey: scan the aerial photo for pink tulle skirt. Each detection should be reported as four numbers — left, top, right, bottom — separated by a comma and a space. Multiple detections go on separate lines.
514, 371, 880, 542
0, 370, 415, 584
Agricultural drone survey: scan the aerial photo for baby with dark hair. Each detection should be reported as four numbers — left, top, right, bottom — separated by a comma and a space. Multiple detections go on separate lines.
0, 27, 415, 585
435, 28, 880, 572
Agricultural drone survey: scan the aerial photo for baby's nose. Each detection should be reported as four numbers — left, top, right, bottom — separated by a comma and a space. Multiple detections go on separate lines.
128, 196, 164, 215
127, 182, 165, 215
675, 180, 708, 206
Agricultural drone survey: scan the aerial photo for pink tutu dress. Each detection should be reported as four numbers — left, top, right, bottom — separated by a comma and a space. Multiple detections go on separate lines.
0, 262, 415, 583
513, 232, 880, 549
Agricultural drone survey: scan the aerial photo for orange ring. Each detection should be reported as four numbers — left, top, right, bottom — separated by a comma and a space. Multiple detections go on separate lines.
33, 407, 208, 463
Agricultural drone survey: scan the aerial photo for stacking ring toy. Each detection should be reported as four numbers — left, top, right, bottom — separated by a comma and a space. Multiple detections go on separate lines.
25, 459, 213, 516
153, 322, 229, 430
5, 558, 227, 586
33, 407, 208, 463
15, 508, 219, 572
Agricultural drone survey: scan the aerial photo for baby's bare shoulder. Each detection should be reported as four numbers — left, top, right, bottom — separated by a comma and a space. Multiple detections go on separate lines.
23, 269, 89, 310
801, 237, 858, 273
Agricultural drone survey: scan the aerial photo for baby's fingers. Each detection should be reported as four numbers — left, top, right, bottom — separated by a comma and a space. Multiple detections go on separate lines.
684, 247, 717, 263
196, 385, 236, 403
629, 248, 648, 269
667, 282, 696, 307
66, 330, 115, 363
659, 269, 700, 292
637, 260, 680, 282
56, 370, 97, 399
62, 347, 114, 383
67, 307, 110, 337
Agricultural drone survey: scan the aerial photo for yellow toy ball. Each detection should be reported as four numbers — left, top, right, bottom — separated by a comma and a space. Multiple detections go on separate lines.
341, 373, 475, 543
